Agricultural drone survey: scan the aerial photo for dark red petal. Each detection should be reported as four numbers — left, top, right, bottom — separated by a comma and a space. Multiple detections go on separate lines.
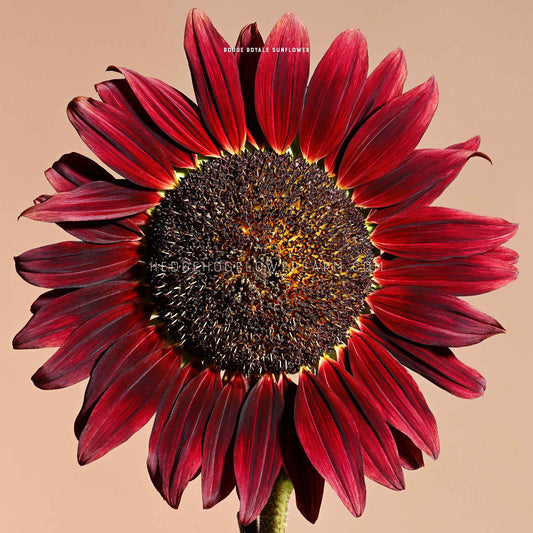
14, 281, 142, 349
30, 288, 72, 313
374, 253, 518, 296
235, 23, 265, 149
255, 13, 310, 154
337, 77, 438, 189
346, 331, 440, 458
58, 217, 144, 245
365, 140, 487, 222
110, 263, 147, 283
184, 9, 246, 153
318, 358, 404, 490
353, 142, 485, 207
21, 181, 160, 222
279, 375, 324, 524
67, 97, 175, 189
45, 152, 117, 192
295, 369, 366, 517
31, 302, 150, 390
74, 325, 168, 438
371, 206, 518, 260
96, 78, 196, 169
78, 347, 180, 464
359, 315, 486, 399
109, 67, 219, 157
324, 48, 407, 175
367, 286, 504, 347
365, 137, 485, 223
367, 206, 394, 225
234, 374, 284, 526
157, 368, 222, 508
148, 362, 201, 493
202, 374, 248, 508
15, 241, 140, 289
335, 344, 350, 369
390, 427, 424, 470
34, 194, 50, 204
299, 29, 368, 162
27, 180, 145, 244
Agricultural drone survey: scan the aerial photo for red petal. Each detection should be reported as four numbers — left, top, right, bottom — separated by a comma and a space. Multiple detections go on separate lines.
74, 325, 167, 438
45, 153, 117, 192
235, 23, 265, 149
30, 288, 72, 314
255, 13, 310, 153
318, 358, 404, 490
371, 206, 518, 260
234, 375, 284, 526
67, 97, 175, 189
295, 369, 366, 517
367, 286, 504, 347
111, 263, 146, 283
335, 344, 350, 369
15, 241, 140, 289
148, 362, 201, 492
75, 329, 168, 434
21, 181, 160, 222
364, 139, 487, 222
31, 302, 150, 390
109, 67, 219, 157
300, 29, 368, 162
184, 9, 246, 153
390, 427, 424, 470
202, 373, 248, 508
447, 137, 482, 151
359, 315, 486, 399
58, 217, 144, 244
337, 77, 438, 189
489, 245, 519, 264
374, 253, 518, 296
353, 142, 484, 207
27, 177, 145, 244
156, 368, 222, 508
279, 375, 324, 523
13, 281, 142, 349
324, 48, 407, 174
346, 331, 440, 458
350, 49, 407, 128
96, 78, 196, 169
78, 347, 180, 464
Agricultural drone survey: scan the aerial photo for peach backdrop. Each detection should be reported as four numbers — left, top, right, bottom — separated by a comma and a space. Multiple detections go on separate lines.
1, 0, 531, 531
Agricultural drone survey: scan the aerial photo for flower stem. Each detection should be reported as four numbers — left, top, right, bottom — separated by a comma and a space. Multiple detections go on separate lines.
258, 474, 293, 533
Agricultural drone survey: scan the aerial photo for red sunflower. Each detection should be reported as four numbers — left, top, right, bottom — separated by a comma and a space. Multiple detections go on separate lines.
14, 8, 518, 532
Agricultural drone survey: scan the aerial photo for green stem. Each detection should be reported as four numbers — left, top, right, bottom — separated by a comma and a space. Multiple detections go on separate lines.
258, 474, 293, 533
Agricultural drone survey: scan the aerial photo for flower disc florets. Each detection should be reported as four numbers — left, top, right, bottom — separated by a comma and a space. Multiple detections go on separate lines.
147, 151, 375, 375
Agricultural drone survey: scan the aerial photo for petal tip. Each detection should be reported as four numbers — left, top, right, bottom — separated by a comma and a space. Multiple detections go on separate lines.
77, 449, 89, 466
427, 75, 439, 95
30, 369, 48, 390
187, 7, 209, 25
12, 334, 21, 350
472, 151, 492, 164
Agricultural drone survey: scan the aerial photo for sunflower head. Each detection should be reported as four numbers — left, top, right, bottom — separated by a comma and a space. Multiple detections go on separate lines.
147, 150, 375, 375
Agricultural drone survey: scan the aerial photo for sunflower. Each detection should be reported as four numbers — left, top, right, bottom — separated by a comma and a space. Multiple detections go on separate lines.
14, 8, 518, 532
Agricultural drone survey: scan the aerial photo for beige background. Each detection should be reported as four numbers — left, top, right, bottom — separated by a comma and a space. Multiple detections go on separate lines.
1, 0, 531, 531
